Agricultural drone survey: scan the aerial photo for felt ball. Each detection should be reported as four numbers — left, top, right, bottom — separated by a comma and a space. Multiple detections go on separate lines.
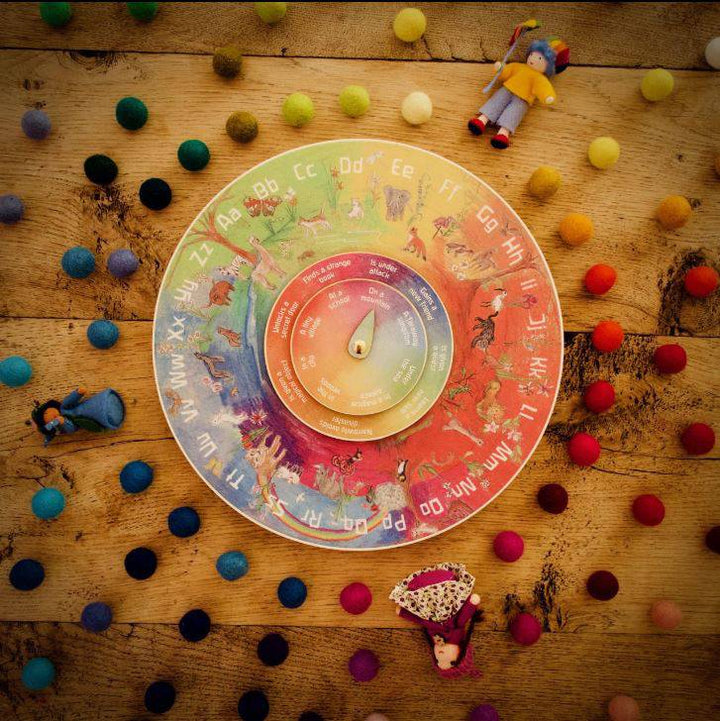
139, 178, 172, 211
282, 93, 315, 128
9, 559, 44, 591
608, 695, 639, 721
238, 689, 270, 721
653, 343, 687, 374
586, 570, 619, 601
705, 526, 720, 554
339, 85, 371, 118
716, 155, 720, 178
298, 714, 324, 721
257, 632, 289, 666
537, 483, 568, 514
0, 194, 24, 224
348, 648, 379, 682
21, 657, 55, 691
179, 608, 211, 642
680, 422, 715, 455
705, 37, 720, 69
684, 265, 718, 298
84, 154, 118, 185
583, 380, 615, 413
656, 195, 691, 230
31, 487, 66, 520
61, 246, 95, 279
640, 68, 674, 101
401, 91, 432, 126
115, 96, 148, 131
168, 506, 201, 537
650, 599, 682, 630
124, 546, 157, 580
213, 45, 243, 78
567, 432, 601, 466
278, 576, 307, 608
127, 2, 158, 21
559, 213, 594, 246
632, 494, 665, 526
226, 111, 259, 142
393, 8, 427, 42
40, 2, 73, 27
0, 356, 32, 387
120, 460, 154, 493
21, 109, 52, 140
365, 715, 390, 721
584, 264, 616, 295
509, 612, 542, 646
81, 601, 113, 632
527, 166, 561, 199
255, 2, 287, 24
493, 530, 524, 562
107, 248, 139, 278
468, 705, 499, 721
87, 319, 119, 349
340, 582, 372, 614
588, 136, 620, 170
178, 139, 210, 171
592, 320, 624, 353
216, 550, 249, 581
144, 680, 176, 714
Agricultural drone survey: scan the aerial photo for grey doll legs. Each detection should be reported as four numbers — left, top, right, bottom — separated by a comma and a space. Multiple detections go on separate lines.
478, 87, 529, 133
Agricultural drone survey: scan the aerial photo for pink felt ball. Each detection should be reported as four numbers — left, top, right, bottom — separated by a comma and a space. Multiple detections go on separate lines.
608, 695, 640, 721
650, 599, 682, 630
493, 530, 524, 563
468, 704, 500, 721
365, 714, 390, 721
583, 380, 615, 413
632, 494, 665, 526
567, 432, 601, 466
348, 648, 379, 682
340, 582, 372, 615
509, 612, 542, 646
680, 422, 715, 455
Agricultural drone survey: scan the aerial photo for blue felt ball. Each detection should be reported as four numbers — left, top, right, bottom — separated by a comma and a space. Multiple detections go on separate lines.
0, 194, 24, 224
21, 109, 52, 140
144, 680, 176, 714
120, 460, 154, 494
9, 559, 45, 591
107, 248, 139, 278
257, 632, 289, 666
277, 576, 307, 609
178, 608, 211, 642
61, 246, 95, 279
87, 319, 119, 349
0, 356, 32, 387
216, 551, 248, 581
31, 487, 66, 520
168, 506, 201, 538
124, 546, 157, 580
81, 601, 113, 632
21, 657, 55, 691
238, 689, 269, 721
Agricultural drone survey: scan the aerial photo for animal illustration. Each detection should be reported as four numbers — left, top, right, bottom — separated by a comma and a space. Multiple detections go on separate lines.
194, 352, 232, 380
443, 416, 484, 447
403, 226, 427, 261
298, 209, 332, 237
479, 288, 508, 314
164, 389, 182, 415
396, 459, 409, 484
447, 244, 498, 275
219, 254, 253, 279
331, 448, 363, 477
298, 249, 315, 261
384, 186, 411, 221
246, 432, 287, 487
348, 198, 364, 220
217, 326, 242, 347
243, 195, 282, 217
247, 235, 287, 290
206, 279, 234, 307
470, 312, 499, 351
275, 464, 302, 485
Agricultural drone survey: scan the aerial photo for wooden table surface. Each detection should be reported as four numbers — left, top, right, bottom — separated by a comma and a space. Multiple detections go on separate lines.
1, 3, 719, 720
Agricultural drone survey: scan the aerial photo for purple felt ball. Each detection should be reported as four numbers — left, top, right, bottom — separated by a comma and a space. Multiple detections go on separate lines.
348, 648, 379, 682
21, 109, 52, 140
0, 194, 24, 224
469, 704, 500, 721
107, 249, 138, 278
81, 601, 113, 632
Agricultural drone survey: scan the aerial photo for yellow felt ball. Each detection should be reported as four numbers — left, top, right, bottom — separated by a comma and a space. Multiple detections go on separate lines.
656, 195, 692, 230
282, 92, 315, 127
559, 213, 594, 246
588, 136, 620, 169
528, 166, 562, 200
339, 85, 370, 118
641, 68, 674, 101
255, 2, 287, 24
401, 91, 432, 125
393, 8, 426, 42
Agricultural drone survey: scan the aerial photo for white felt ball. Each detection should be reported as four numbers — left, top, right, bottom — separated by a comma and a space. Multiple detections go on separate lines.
705, 37, 720, 69
401, 91, 432, 126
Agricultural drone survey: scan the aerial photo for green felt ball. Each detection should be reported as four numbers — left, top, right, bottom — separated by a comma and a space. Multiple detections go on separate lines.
339, 85, 370, 118
255, 2, 287, 24
212, 45, 243, 78
282, 92, 314, 127
127, 2, 158, 22
178, 140, 210, 171
116, 97, 148, 131
40, 3, 73, 28
226, 111, 259, 143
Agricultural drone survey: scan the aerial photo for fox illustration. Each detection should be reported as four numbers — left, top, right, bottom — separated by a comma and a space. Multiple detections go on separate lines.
298, 209, 331, 237
403, 227, 427, 261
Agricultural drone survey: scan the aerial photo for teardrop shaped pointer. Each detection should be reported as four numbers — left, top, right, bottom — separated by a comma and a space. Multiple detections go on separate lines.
348, 310, 375, 359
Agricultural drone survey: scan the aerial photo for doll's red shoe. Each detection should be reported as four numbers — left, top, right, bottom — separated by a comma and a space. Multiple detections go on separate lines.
490, 132, 510, 149
467, 116, 486, 135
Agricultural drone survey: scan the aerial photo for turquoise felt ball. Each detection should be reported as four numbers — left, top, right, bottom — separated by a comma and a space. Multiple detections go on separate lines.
216, 551, 248, 581
21, 657, 55, 691
178, 140, 210, 171
31, 488, 66, 520
87, 320, 119, 349
116, 96, 148, 131
61, 246, 95, 278
0, 356, 32, 387
127, 2, 158, 21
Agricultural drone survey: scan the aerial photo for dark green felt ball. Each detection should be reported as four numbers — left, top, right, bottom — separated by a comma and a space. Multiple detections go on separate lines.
84, 154, 118, 185
178, 139, 210, 171
127, 2, 158, 21
40, 2, 73, 27
212, 46, 243, 78
116, 96, 148, 131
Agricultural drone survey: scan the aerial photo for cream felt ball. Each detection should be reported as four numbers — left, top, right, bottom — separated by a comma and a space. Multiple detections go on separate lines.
339, 85, 371, 118
401, 91, 432, 125
282, 93, 315, 127
588, 136, 620, 169
393, 8, 427, 42
255, 2, 287, 25
705, 37, 720, 69
641, 68, 674, 101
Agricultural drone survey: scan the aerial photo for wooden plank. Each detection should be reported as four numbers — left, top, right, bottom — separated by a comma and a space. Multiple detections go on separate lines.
0, 51, 718, 332
1, 2, 718, 69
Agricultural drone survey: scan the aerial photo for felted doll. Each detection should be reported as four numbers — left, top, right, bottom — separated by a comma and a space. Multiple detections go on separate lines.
32, 387, 125, 445
390, 562, 482, 678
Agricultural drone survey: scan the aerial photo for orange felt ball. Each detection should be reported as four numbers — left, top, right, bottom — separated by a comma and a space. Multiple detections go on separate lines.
656, 195, 691, 230
559, 213, 593, 246
650, 599, 682, 630
591, 321, 624, 353
684, 265, 718, 298
608, 695, 640, 721
584, 264, 617, 295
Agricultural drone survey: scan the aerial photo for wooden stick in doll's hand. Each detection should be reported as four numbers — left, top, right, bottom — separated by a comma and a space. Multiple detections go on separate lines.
482, 18, 541, 94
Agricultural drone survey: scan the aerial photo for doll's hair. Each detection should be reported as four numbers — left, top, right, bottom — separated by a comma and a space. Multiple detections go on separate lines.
31, 400, 62, 441
424, 608, 484, 668
527, 37, 570, 77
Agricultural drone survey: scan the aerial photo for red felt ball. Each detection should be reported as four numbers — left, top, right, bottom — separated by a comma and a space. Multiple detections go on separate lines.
586, 570, 619, 601
340, 582, 372, 615
591, 320, 624, 353
705, 526, 720, 554
684, 265, 718, 298
567, 432, 601, 466
584, 264, 617, 295
583, 380, 615, 413
653, 343, 687, 374
493, 530, 524, 562
509, 613, 542, 646
680, 422, 715, 455
632, 494, 665, 526
348, 649, 379, 682
537, 483, 568, 514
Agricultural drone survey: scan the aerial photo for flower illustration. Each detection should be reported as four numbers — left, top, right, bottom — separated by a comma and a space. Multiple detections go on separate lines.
483, 421, 500, 434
